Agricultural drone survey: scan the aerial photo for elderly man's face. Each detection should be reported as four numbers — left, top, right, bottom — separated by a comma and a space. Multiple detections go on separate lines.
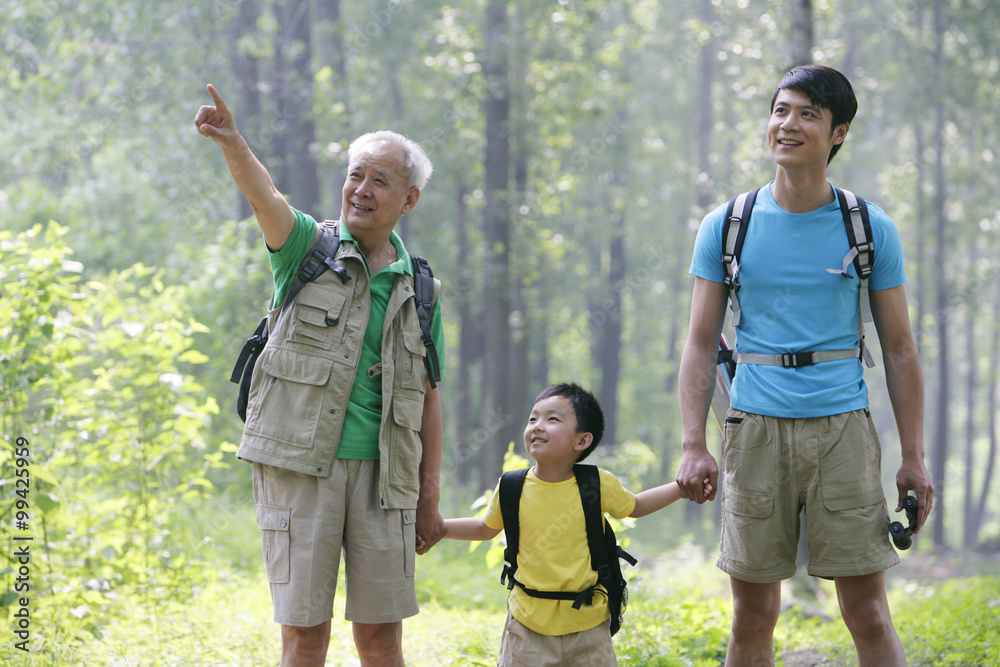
341, 141, 419, 242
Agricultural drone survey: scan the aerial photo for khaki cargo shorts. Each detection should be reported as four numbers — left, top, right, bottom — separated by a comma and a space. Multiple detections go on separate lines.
497, 612, 618, 667
717, 408, 899, 583
252, 459, 418, 627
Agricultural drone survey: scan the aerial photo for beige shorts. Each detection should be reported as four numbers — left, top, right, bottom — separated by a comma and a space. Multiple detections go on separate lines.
497, 612, 618, 667
252, 460, 418, 627
717, 408, 899, 583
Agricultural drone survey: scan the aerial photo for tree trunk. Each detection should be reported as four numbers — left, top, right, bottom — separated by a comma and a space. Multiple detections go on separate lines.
454, 173, 474, 489
274, 0, 320, 215
228, 0, 261, 226
480, 0, 513, 489
509, 0, 530, 452
930, 0, 948, 548
963, 242, 978, 547
789, 0, 813, 67
314, 0, 350, 216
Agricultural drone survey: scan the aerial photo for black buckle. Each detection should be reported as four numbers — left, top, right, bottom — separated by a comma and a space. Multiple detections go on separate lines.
780, 352, 814, 368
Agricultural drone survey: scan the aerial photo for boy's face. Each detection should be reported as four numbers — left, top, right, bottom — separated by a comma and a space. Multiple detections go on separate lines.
768, 88, 848, 169
523, 395, 592, 466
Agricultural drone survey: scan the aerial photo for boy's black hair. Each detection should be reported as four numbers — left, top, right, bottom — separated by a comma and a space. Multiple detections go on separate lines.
770, 65, 858, 164
532, 383, 605, 462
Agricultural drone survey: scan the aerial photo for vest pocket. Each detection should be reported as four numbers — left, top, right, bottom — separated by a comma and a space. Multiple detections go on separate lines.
249, 348, 334, 447
396, 330, 428, 391
288, 291, 347, 348
256, 504, 292, 584
388, 394, 424, 492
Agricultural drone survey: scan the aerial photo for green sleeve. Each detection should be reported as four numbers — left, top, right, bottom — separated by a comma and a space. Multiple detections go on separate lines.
430, 292, 446, 379
267, 209, 318, 310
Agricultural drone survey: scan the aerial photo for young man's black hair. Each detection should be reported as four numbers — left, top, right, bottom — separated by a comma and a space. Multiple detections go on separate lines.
770, 64, 858, 163
532, 383, 605, 461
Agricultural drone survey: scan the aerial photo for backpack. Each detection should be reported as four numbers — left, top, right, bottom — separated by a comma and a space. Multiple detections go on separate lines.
718, 186, 876, 371
498, 464, 637, 636
229, 221, 442, 422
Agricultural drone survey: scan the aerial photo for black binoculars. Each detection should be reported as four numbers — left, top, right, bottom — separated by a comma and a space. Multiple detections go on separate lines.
889, 495, 918, 550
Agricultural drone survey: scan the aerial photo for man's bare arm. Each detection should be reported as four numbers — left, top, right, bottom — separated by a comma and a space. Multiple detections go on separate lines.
194, 84, 294, 250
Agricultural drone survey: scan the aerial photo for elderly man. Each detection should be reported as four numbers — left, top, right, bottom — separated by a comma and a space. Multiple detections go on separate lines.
195, 84, 445, 667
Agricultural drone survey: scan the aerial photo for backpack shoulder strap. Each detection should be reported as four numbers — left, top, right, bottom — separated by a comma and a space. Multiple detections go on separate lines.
409, 253, 442, 388
832, 188, 876, 368
499, 468, 529, 590
721, 188, 759, 328
574, 464, 610, 588
279, 221, 350, 319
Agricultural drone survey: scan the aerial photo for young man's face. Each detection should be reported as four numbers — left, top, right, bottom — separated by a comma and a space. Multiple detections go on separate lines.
523, 395, 591, 465
341, 141, 420, 241
768, 88, 848, 169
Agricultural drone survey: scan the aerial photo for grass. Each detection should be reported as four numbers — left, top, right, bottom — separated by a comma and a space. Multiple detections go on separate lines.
2, 540, 998, 666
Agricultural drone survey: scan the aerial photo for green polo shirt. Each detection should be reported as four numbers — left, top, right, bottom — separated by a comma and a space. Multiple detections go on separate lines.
267, 209, 445, 459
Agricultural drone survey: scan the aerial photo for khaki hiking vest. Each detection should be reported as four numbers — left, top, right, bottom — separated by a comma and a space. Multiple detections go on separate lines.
237, 240, 434, 510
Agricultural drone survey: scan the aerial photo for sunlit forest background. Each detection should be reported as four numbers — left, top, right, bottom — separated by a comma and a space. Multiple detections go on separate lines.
2, 0, 999, 664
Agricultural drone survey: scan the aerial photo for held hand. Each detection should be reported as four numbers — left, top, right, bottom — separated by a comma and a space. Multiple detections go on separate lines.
676, 446, 719, 503
415, 502, 445, 555
194, 84, 240, 147
896, 458, 934, 533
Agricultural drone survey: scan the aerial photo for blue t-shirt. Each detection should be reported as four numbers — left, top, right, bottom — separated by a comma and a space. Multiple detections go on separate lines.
690, 183, 906, 418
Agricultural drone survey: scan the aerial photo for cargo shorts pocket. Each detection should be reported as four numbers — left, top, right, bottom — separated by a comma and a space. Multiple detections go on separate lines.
722, 410, 775, 519
820, 411, 884, 512
257, 505, 292, 584
401, 510, 416, 577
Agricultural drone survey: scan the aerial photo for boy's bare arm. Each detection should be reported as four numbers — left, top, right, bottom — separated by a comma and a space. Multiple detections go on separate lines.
630, 479, 713, 518
443, 517, 502, 541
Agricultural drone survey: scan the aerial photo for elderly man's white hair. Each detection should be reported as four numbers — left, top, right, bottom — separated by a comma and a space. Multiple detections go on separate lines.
347, 130, 433, 191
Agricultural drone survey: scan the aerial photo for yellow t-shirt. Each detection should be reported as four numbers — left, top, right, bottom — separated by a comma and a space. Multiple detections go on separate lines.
483, 467, 636, 636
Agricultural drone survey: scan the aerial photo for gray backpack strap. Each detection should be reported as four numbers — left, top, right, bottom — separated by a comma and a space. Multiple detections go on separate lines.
831, 188, 876, 368
722, 189, 758, 327
720, 187, 875, 371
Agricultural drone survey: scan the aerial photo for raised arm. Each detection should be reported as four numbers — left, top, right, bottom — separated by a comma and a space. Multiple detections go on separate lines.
194, 84, 294, 250
676, 277, 729, 502
870, 284, 934, 532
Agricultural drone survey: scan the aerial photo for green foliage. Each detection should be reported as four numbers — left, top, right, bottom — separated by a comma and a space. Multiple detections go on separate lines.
1, 223, 229, 654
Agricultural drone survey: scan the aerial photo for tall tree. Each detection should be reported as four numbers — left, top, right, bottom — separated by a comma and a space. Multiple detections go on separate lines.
480, 0, 514, 487
929, 0, 949, 547
273, 0, 320, 214
789, 0, 814, 66
228, 0, 261, 224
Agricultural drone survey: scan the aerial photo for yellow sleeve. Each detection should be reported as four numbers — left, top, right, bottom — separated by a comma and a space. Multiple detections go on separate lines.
482, 481, 504, 530
599, 468, 637, 519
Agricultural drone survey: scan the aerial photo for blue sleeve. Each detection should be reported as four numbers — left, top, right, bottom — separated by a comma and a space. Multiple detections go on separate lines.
867, 204, 907, 291
689, 202, 728, 283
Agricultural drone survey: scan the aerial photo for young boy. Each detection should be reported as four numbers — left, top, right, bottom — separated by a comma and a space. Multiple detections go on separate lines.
444, 383, 710, 666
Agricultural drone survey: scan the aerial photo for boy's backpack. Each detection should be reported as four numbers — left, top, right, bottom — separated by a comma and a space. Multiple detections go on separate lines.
229, 221, 442, 422
498, 464, 637, 636
718, 187, 876, 372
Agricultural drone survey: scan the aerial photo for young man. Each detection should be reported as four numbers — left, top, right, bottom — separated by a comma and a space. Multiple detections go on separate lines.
444, 383, 711, 666
195, 84, 446, 667
676, 66, 934, 667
